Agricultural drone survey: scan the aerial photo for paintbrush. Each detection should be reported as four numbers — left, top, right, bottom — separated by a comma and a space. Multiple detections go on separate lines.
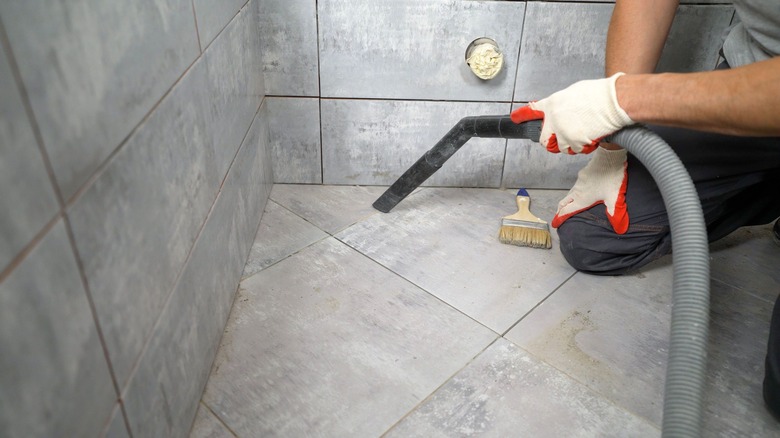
498, 188, 552, 249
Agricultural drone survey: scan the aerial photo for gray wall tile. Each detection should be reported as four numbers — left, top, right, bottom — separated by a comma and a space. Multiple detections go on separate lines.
260, 0, 319, 96
122, 108, 271, 438
515, 3, 734, 102
268, 97, 322, 183
514, 2, 613, 102
319, 0, 526, 101
503, 138, 589, 189
68, 61, 220, 387
321, 99, 510, 187
190, 404, 233, 438
193, 0, 247, 48
203, 0, 266, 180
0, 44, 59, 272
0, 0, 200, 199
0, 222, 115, 438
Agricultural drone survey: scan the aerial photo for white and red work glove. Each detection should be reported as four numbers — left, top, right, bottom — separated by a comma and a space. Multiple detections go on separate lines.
552, 146, 629, 234
511, 73, 634, 154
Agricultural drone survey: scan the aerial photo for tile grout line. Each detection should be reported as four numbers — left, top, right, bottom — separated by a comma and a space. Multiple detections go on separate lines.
500, 270, 579, 337
315, 0, 325, 184
378, 336, 504, 437
0, 15, 133, 436
190, 0, 203, 54
202, 401, 241, 437
116, 98, 265, 423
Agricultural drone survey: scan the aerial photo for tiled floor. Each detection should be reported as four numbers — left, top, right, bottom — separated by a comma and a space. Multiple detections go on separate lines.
191, 184, 780, 437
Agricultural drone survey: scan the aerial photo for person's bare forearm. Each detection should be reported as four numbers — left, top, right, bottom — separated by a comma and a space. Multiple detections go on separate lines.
616, 56, 780, 136
606, 0, 680, 75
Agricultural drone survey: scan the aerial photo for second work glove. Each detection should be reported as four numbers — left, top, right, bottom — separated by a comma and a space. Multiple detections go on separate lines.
552, 146, 629, 235
511, 73, 634, 154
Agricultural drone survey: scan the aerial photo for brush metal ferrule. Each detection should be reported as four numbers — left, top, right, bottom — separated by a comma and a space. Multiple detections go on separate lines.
500, 218, 549, 230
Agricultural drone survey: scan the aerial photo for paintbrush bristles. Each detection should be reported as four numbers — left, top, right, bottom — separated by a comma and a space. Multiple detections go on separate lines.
498, 192, 552, 249
498, 225, 552, 248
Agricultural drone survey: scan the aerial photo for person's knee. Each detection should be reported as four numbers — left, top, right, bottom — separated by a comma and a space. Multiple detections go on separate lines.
556, 216, 670, 276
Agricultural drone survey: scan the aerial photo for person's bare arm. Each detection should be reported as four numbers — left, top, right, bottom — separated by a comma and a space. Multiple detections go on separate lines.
617, 57, 780, 137
606, 0, 680, 75
603, 0, 679, 149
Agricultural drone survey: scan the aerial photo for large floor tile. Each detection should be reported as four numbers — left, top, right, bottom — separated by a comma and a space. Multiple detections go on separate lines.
242, 200, 327, 279
385, 338, 658, 437
506, 259, 780, 435
505, 260, 676, 425
270, 184, 387, 234
709, 223, 780, 303
202, 237, 496, 437
337, 187, 575, 334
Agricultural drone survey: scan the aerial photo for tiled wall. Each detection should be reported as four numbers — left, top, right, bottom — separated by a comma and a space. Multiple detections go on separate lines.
0, 0, 271, 436
265, 0, 734, 189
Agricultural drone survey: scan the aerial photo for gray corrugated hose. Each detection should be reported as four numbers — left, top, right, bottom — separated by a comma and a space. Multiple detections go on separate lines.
609, 126, 710, 438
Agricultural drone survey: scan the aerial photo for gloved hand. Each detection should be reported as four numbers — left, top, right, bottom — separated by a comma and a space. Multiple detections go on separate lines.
511, 73, 634, 154
552, 146, 629, 234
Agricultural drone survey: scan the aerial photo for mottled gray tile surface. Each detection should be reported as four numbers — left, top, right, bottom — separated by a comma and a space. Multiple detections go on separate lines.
505, 258, 779, 435
203, 237, 497, 437
514, 2, 613, 102
267, 97, 321, 183
709, 223, 780, 303
656, 5, 735, 73
203, 0, 265, 180
319, 0, 525, 101
386, 338, 658, 437
0, 0, 200, 198
68, 62, 220, 386
702, 280, 780, 437
503, 140, 590, 190
506, 264, 674, 425
0, 222, 115, 438
190, 404, 234, 438
260, 0, 319, 96
242, 200, 327, 279
337, 188, 574, 333
270, 184, 386, 234
0, 45, 59, 272
123, 110, 271, 438
193, 0, 247, 49
105, 405, 130, 438
322, 100, 510, 187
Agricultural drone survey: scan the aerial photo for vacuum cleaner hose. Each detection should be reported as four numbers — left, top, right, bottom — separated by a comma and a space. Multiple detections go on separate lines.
373, 118, 710, 437
608, 127, 710, 438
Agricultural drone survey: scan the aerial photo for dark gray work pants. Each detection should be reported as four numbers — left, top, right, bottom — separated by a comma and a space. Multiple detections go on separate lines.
556, 125, 780, 275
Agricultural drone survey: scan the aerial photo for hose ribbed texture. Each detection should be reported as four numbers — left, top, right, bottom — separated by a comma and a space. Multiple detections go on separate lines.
609, 127, 710, 438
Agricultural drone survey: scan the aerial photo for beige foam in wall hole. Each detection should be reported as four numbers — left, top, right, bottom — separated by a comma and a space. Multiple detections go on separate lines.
466, 37, 504, 80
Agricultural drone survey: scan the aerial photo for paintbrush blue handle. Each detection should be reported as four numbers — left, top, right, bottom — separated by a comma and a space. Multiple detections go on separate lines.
516, 188, 530, 197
